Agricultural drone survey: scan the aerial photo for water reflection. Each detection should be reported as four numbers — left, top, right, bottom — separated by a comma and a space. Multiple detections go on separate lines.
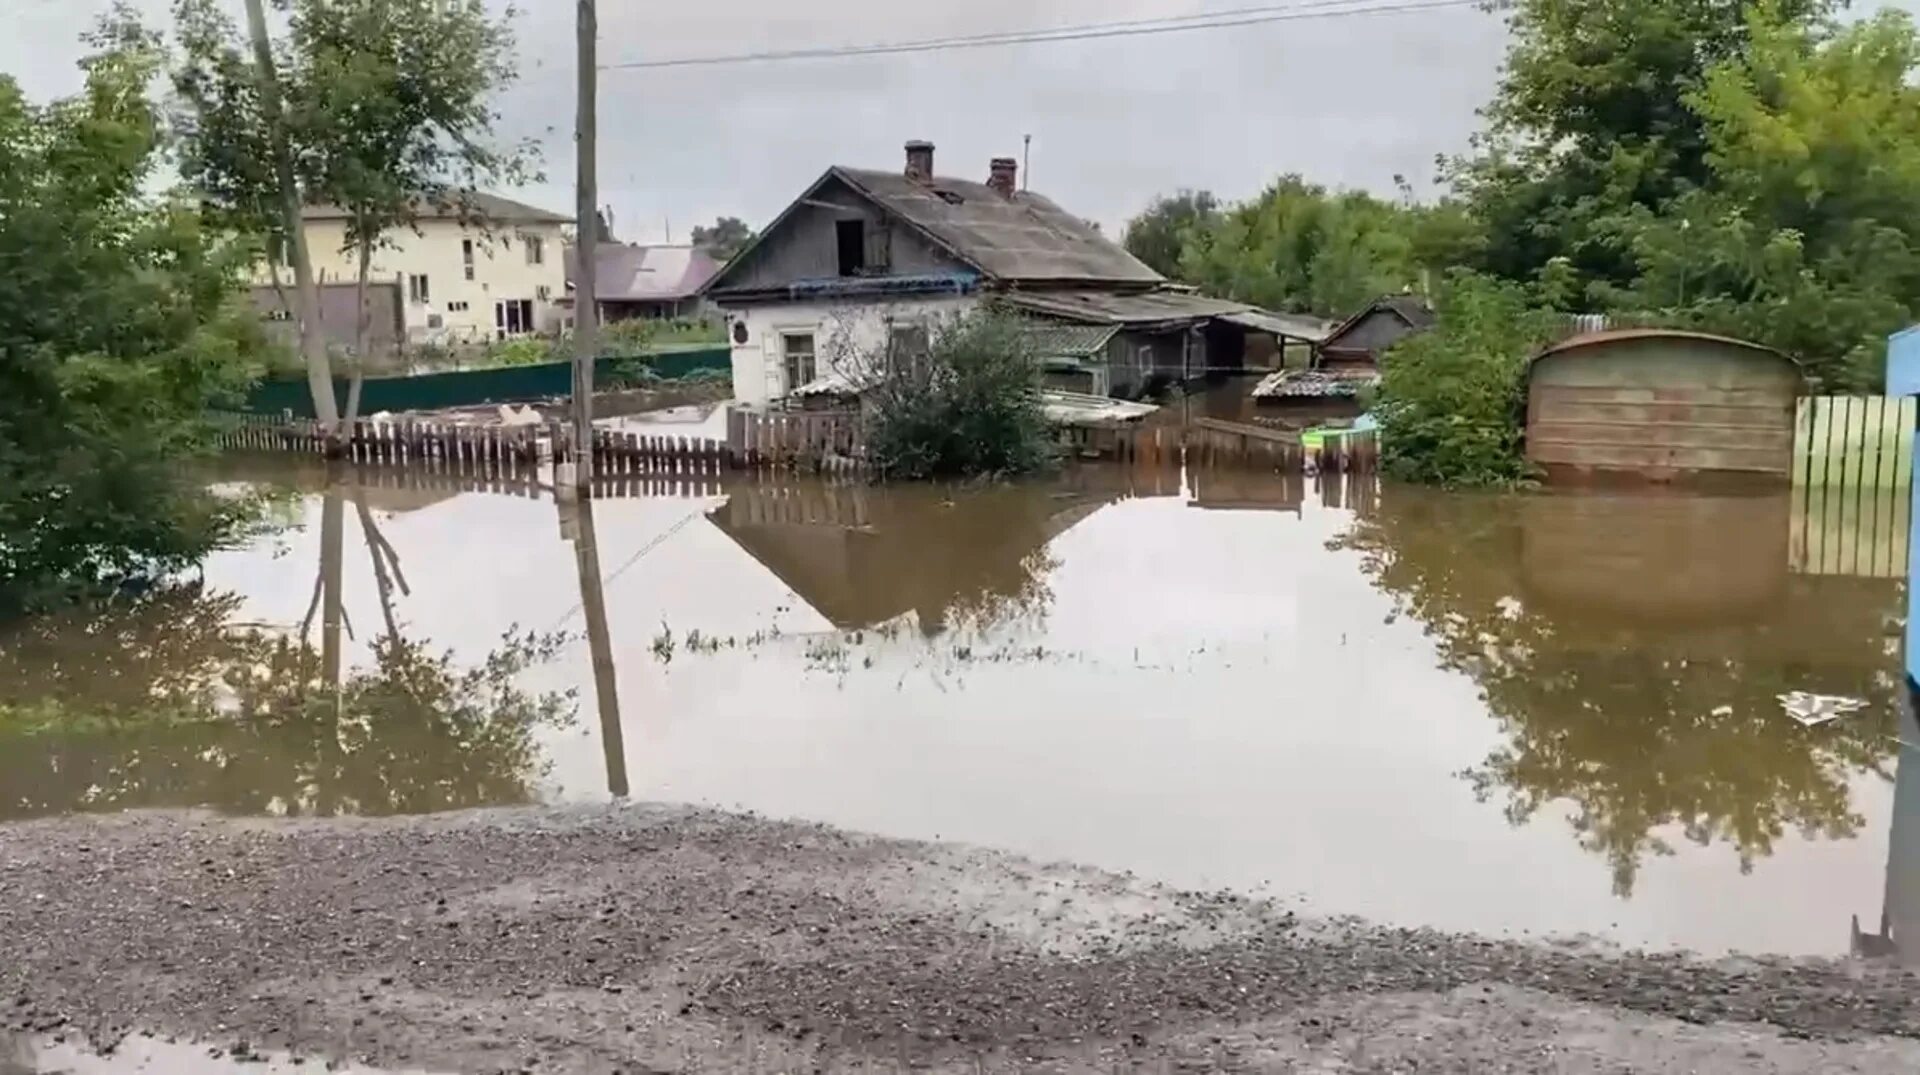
708, 476, 1125, 634
0, 474, 576, 822
1335, 489, 1904, 896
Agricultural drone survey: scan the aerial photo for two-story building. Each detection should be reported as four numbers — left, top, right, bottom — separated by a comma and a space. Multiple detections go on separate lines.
254, 192, 573, 352
703, 141, 1319, 405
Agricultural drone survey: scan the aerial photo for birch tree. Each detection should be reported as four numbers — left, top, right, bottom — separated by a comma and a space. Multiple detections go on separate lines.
171, 0, 533, 432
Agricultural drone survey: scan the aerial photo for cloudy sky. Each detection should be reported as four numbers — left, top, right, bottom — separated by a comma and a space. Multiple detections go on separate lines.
7, 0, 1916, 243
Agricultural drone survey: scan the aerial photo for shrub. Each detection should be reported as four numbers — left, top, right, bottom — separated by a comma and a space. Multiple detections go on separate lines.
860, 309, 1054, 480
1375, 273, 1563, 487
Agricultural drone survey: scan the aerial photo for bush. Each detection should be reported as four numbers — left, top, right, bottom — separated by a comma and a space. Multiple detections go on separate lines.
861, 309, 1054, 480
1375, 273, 1563, 487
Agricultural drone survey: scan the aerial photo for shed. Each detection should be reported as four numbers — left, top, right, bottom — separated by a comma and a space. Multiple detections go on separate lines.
1319, 295, 1435, 372
1526, 330, 1802, 481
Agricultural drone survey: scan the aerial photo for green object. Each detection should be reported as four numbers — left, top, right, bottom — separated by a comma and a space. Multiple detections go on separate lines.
240, 347, 732, 416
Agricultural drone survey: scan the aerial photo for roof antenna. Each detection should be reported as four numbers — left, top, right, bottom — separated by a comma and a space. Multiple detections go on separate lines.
1022, 134, 1031, 191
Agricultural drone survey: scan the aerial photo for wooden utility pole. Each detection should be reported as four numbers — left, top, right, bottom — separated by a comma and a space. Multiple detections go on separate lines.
572, 0, 599, 485
244, 0, 339, 434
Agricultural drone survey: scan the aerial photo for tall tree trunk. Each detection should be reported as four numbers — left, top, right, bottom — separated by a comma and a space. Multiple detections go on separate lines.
343, 236, 373, 427
244, 0, 339, 436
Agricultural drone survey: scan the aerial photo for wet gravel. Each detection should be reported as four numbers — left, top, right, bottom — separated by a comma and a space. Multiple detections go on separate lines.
2, 805, 1918, 1073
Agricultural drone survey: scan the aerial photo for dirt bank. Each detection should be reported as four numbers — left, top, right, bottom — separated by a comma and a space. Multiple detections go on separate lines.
2, 806, 1917, 1073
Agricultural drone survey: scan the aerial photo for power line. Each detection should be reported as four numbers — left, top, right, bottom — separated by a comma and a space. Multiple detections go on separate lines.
601, 0, 1483, 72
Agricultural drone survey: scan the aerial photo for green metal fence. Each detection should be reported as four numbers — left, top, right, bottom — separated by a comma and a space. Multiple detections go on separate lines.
242, 346, 730, 416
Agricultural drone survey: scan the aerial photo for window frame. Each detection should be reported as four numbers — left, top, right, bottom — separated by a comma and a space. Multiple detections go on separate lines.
780, 331, 817, 392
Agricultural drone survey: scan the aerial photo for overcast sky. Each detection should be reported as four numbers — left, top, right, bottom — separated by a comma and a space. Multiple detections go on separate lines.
7, 0, 1916, 243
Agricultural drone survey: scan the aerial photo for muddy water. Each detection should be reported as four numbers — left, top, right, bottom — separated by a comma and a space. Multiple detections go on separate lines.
1, 453, 1911, 962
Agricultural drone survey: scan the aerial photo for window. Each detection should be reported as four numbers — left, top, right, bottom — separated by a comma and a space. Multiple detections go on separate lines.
536, 285, 552, 302
835, 219, 865, 277
782, 332, 816, 391
495, 298, 534, 338
447, 301, 470, 313
887, 322, 929, 373
462, 239, 476, 281
524, 236, 545, 266
407, 273, 431, 303
426, 313, 444, 329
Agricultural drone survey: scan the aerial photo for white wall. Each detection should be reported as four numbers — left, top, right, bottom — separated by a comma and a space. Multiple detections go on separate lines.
722, 295, 978, 406
257, 217, 571, 344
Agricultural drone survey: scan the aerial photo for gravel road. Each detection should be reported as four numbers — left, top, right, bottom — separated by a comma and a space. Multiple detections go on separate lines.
2, 805, 1918, 1073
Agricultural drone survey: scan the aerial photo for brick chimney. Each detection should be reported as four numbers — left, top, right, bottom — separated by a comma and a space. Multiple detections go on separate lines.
987, 157, 1018, 199
904, 140, 935, 184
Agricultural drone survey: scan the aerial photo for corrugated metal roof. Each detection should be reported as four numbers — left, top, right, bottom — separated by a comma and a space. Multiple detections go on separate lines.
1019, 323, 1119, 359
567, 243, 723, 302
302, 191, 569, 225
835, 168, 1162, 286
1001, 290, 1260, 326
1041, 391, 1159, 425
1251, 368, 1380, 399
1220, 309, 1333, 343
1532, 328, 1795, 366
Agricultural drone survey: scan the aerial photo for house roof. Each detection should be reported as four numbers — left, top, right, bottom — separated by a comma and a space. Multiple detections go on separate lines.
1020, 323, 1120, 359
1323, 294, 1437, 349
1002, 289, 1266, 328
566, 243, 722, 303
301, 192, 570, 225
833, 168, 1161, 286
1251, 368, 1380, 400
706, 165, 1162, 295
1531, 328, 1794, 366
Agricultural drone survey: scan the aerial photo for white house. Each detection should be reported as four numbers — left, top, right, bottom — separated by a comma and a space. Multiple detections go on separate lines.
259, 192, 572, 347
702, 141, 1321, 405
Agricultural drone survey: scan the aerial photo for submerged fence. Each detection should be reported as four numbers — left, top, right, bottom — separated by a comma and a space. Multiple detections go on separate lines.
1790, 396, 1916, 578
216, 406, 1376, 475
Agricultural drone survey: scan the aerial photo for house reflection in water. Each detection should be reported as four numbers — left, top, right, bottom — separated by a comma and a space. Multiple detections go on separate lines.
706, 471, 1161, 634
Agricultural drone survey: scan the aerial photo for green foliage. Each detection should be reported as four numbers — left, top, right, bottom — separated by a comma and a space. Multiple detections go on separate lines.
863, 310, 1055, 481
0, 23, 264, 613
691, 216, 755, 262
1331, 488, 1897, 896
1120, 190, 1219, 278
1375, 274, 1563, 486
0, 583, 576, 818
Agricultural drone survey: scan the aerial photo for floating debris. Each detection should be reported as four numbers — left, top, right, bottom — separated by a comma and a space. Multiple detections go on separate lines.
1776, 692, 1869, 727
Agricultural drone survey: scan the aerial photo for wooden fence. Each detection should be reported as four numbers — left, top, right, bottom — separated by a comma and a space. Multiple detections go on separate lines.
216, 406, 1376, 476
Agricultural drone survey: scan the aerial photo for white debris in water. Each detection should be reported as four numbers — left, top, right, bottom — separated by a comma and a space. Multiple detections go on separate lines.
1710, 705, 1734, 718
1496, 596, 1524, 620
497, 403, 542, 427
1777, 692, 1869, 727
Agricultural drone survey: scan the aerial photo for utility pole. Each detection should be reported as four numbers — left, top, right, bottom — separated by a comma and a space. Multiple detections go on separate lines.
572, 0, 599, 486
1022, 134, 1031, 191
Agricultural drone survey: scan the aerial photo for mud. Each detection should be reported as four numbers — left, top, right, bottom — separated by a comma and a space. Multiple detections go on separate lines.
4, 806, 1919, 1073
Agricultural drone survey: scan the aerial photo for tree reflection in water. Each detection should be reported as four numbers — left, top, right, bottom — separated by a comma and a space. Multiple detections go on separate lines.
0, 479, 576, 821
1333, 486, 1903, 896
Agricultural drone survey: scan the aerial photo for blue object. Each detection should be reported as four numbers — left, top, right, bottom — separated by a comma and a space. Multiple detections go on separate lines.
1888, 325, 1920, 399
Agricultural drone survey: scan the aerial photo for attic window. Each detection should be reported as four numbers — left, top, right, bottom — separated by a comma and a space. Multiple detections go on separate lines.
934, 189, 965, 206
836, 219, 865, 277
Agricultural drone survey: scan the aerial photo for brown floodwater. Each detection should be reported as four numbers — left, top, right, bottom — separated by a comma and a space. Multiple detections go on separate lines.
3, 442, 1914, 962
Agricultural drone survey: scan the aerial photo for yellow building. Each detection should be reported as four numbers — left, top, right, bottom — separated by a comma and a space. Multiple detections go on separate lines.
261, 192, 573, 347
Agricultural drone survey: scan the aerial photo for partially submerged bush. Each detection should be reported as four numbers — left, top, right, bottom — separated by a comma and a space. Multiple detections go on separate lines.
860, 309, 1053, 480
1375, 273, 1562, 486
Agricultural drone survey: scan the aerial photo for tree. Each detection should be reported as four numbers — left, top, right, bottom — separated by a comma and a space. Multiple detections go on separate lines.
171, 0, 534, 432
0, 15, 262, 611
691, 216, 754, 262
1121, 190, 1218, 278
1450, 0, 1843, 303
1173, 177, 1424, 317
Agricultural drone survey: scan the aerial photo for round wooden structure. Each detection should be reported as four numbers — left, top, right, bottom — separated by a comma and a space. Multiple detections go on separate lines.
1526, 330, 1801, 481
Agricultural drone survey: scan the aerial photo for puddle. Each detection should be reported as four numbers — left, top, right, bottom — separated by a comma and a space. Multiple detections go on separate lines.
1, 459, 1913, 962
2, 1032, 425, 1073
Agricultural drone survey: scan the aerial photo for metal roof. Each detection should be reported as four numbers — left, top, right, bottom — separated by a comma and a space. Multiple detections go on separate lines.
1220, 309, 1333, 343
1251, 368, 1380, 399
302, 191, 570, 225
1531, 328, 1796, 366
1001, 290, 1260, 327
566, 243, 723, 302
833, 168, 1163, 286
1019, 323, 1120, 359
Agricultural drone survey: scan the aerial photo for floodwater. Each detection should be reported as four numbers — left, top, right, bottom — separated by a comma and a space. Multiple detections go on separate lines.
3, 439, 1916, 964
